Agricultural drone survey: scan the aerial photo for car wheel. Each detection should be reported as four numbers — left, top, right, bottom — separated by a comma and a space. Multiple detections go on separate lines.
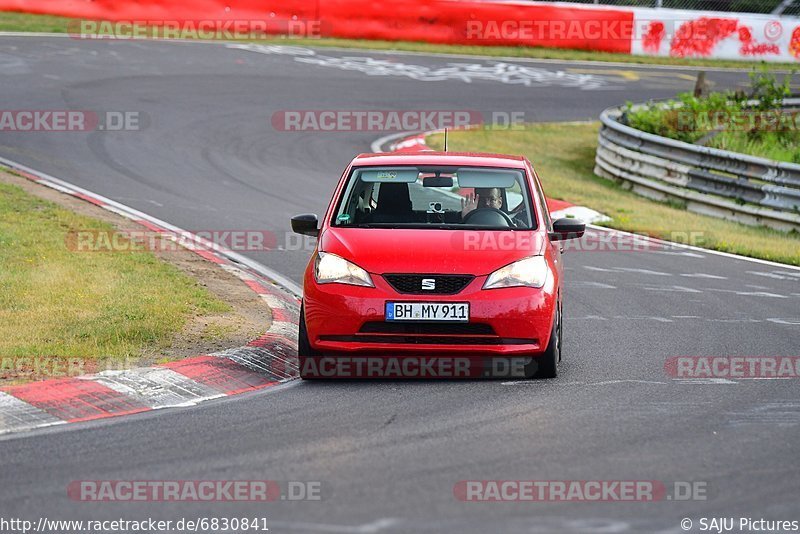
527, 304, 560, 379
298, 303, 321, 380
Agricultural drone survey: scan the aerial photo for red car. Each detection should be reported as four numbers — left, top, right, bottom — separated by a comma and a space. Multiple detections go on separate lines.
291, 152, 584, 379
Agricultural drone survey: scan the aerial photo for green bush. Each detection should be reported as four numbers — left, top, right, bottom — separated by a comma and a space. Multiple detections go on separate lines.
624, 68, 800, 163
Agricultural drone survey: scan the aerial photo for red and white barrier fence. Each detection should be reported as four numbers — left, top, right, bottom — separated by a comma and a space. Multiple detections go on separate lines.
630, 6, 799, 62
0, 0, 797, 62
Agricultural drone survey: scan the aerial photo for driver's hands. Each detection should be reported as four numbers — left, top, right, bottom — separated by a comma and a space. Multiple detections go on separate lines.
461, 192, 479, 219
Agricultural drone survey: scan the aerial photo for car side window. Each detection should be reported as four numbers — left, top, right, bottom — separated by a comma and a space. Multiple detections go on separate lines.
533, 173, 552, 231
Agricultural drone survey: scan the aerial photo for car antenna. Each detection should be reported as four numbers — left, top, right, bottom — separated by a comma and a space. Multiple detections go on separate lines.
443, 128, 448, 152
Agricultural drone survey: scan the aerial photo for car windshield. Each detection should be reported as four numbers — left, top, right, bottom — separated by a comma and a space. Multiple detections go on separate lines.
332, 165, 535, 230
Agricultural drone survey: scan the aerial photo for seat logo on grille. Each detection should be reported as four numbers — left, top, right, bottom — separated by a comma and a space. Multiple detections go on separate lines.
421, 278, 436, 291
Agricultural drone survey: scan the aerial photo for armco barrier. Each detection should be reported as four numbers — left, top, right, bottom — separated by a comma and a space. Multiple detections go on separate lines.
594, 100, 800, 232
2, 0, 800, 62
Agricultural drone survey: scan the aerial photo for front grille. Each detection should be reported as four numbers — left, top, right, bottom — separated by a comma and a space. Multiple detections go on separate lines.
359, 322, 495, 336
384, 274, 474, 294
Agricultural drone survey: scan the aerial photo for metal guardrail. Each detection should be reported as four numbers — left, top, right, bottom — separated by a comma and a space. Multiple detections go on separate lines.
595, 99, 800, 232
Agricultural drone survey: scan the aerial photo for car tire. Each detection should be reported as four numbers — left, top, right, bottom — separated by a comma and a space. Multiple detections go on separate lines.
527, 303, 560, 379
298, 303, 321, 380
557, 298, 563, 363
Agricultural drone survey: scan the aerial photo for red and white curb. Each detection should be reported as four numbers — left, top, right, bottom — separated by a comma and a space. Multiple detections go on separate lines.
371, 131, 611, 224
0, 156, 302, 437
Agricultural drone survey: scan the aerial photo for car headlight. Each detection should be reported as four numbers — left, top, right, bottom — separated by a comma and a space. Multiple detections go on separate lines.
314, 251, 374, 287
483, 255, 549, 290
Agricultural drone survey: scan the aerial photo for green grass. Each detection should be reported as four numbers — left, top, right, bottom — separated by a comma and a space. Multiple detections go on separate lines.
0, 10, 73, 33
708, 130, 800, 164
0, 10, 794, 70
0, 179, 230, 363
427, 123, 800, 266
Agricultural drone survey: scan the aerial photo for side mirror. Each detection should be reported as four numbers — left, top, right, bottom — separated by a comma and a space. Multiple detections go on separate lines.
291, 213, 319, 237
549, 217, 585, 241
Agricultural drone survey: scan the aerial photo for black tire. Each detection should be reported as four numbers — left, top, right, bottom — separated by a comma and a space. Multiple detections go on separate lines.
298, 303, 321, 380
557, 298, 563, 363
525, 303, 560, 379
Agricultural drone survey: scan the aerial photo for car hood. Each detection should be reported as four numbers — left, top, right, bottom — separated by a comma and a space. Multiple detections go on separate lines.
319, 227, 545, 276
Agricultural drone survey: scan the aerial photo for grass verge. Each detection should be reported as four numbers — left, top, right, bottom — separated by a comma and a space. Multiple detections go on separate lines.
0, 10, 793, 70
427, 123, 800, 266
0, 174, 232, 367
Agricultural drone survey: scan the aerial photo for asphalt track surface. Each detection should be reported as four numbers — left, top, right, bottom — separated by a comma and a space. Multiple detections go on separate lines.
1, 36, 799, 533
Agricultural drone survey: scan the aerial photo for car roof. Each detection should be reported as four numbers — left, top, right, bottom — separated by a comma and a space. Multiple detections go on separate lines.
352, 152, 528, 169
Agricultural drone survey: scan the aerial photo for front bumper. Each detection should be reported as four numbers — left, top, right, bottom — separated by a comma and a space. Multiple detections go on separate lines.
303, 269, 556, 356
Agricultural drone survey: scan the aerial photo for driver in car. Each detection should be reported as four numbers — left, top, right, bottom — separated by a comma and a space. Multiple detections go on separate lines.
461, 187, 527, 226
461, 187, 502, 217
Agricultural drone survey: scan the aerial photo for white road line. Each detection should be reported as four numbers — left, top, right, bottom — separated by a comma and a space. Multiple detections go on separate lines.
680, 273, 727, 279
570, 315, 609, 321
587, 224, 800, 272
0, 31, 770, 74
766, 318, 800, 325
617, 267, 672, 276
748, 271, 792, 280
613, 315, 673, 322
650, 250, 706, 258
583, 266, 617, 273
672, 378, 738, 385
642, 285, 702, 293
502, 381, 586, 386
587, 380, 667, 386
707, 288, 788, 299
573, 281, 617, 289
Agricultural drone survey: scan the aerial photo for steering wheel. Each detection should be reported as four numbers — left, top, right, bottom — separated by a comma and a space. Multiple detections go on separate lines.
462, 207, 515, 227
511, 207, 529, 227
